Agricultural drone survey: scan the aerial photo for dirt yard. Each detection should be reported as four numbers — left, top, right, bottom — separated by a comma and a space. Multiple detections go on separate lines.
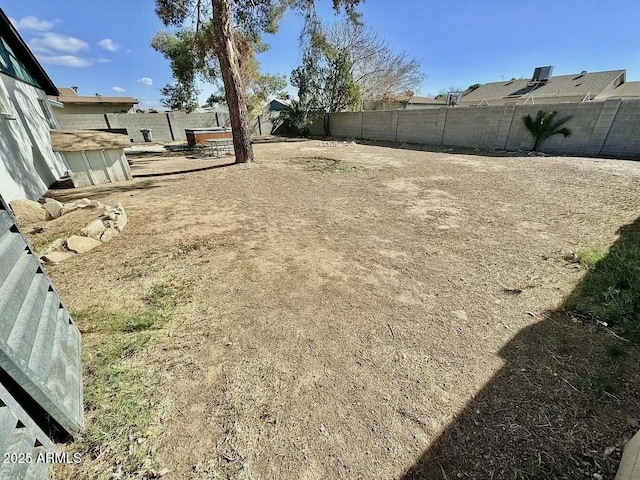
42, 140, 640, 479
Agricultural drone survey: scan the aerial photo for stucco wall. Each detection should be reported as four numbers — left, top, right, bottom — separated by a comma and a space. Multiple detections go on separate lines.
0, 74, 67, 203
327, 100, 640, 158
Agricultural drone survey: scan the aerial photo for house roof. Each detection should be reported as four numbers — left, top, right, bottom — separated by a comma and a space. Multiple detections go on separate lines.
462, 70, 625, 104
387, 94, 446, 105
0, 8, 58, 96
270, 98, 291, 107
49, 87, 138, 106
602, 81, 640, 99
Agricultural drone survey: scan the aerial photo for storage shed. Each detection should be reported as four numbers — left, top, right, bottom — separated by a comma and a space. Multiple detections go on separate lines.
50, 130, 133, 187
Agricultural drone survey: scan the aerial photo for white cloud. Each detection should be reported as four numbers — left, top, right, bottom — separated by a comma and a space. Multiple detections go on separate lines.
37, 56, 111, 68
112, 86, 126, 92
37, 55, 94, 68
9, 16, 55, 31
137, 77, 153, 86
30, 33, 89, 54
98, 39, 120, 52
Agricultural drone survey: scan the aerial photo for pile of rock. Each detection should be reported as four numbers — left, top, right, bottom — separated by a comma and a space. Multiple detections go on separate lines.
9, 198, 128, 264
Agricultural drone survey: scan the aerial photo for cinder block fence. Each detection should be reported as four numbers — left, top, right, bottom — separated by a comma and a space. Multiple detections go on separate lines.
322, 99, 640, 158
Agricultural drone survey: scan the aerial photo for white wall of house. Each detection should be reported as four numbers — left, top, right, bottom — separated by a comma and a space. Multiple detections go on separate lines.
0, 73, 67, 203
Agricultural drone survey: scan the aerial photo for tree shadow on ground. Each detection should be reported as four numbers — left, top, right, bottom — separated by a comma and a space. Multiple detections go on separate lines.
402, 216, 640, 479
131, 160, 237, 178
47, 179, 164, 203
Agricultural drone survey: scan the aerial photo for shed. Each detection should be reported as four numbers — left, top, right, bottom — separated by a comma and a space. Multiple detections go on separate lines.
50, 130, 133, 187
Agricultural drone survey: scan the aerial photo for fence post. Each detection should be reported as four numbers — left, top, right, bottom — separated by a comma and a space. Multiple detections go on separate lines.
215, 112, 220, 127
392, 110, 400, 143
359, 111, 364, 139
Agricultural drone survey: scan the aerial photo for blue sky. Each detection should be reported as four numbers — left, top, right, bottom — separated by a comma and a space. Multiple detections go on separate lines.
4, 0, 640, 109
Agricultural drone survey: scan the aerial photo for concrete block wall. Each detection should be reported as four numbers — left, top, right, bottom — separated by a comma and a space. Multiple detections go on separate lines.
601, 100, 640, 157
327, 99, 640, 158
330, 112, 362, 138
107, 113, 173, 143
56, 113, 109, 130
362, 111, 397, 142
167, 112, 220, 141
505, 103, 604, 154
396, 109, 442, 144
55, 111, 272, 142
442, 105, 504, 149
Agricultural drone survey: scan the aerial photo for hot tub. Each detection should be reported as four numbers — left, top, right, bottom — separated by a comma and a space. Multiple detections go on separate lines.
185, 127, 232, 147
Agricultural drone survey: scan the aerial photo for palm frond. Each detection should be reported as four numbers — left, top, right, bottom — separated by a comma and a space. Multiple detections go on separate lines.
522, 110, 573, 151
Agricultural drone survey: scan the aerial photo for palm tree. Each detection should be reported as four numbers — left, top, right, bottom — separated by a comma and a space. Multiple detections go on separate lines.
522, 110, 573, 151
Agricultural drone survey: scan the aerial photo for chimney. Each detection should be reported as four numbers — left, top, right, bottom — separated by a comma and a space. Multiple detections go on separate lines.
70, 86, 78, 93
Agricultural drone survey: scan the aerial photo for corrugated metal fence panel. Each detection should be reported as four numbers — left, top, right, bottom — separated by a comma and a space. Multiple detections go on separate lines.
0, 382, 57, 480
0, 196, 83, 436
63, 149, 133, 188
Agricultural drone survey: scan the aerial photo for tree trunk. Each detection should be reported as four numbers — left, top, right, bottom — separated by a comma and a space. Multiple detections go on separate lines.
212, 0, 254, 163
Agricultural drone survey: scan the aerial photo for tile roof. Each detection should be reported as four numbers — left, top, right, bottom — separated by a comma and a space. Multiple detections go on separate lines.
48, 87, 138, 105
602, 81, 640, 98
388, 94, 446, 105
462, 70, 625, 104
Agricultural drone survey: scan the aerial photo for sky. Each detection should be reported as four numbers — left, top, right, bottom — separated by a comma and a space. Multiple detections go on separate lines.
4, 0, 640, 110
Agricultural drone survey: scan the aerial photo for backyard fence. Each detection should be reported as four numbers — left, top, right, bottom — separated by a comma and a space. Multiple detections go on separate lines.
56, 111, 278, 143
321, 98, 640, 158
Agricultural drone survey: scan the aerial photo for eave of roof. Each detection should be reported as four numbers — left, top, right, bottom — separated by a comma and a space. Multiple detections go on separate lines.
0, 8, 59, 96
48, 96, 139, 105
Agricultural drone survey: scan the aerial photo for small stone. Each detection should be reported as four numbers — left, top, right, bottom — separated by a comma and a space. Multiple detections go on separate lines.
42, 238, 66, 255
100, 228, 118, 243
9, 199, 47, 225
60, 204, 80, 216
41, 251, 75, 264
114, 211, 128, 231
75, 198, 91, 206
604, 446, 616, 457
66, 235, 102, 254
43, 199, 64, 219
82, 219, 107, 240
592, 474, 603, 480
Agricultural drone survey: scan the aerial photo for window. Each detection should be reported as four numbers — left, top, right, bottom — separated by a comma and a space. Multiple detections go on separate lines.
0, 36, 40, 88
38, 98, 57, 129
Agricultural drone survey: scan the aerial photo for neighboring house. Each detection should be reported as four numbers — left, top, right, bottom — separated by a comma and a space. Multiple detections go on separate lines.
48, 87, 139, 115
363, 94, 446, 111
461, 67, 627, 106
600, 81, 640, 100
0, 8, 68, 203
269, 98, 291, 112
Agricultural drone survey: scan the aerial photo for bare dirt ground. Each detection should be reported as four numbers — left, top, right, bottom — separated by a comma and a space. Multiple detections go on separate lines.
41, 140, 640, 479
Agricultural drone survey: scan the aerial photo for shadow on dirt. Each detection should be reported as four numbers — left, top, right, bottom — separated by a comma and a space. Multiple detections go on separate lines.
402, 216, 640, 479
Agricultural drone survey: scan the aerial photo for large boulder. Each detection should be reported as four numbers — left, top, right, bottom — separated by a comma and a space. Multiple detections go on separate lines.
41, 251, 75, 264
9, 199, 47, 225
43, 198, 64, 219
82, 219, 107, 240
67, 235, 102, 254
